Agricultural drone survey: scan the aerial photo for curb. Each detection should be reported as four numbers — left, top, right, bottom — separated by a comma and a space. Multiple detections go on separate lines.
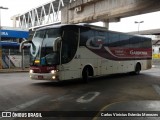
0, 69, 29, 73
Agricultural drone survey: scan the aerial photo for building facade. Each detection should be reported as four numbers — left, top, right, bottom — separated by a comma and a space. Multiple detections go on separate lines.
0, 26, 29, 69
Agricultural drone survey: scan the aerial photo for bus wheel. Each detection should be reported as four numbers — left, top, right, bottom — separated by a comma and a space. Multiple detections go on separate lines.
134, 63, 141, 75
82, 68, 90, 83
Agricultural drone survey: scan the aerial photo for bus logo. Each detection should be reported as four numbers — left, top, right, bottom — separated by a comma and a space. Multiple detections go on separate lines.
130, 50, 148, 55
86, 36, 105, 50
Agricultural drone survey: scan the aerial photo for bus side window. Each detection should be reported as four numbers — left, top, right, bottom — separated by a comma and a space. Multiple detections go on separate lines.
97, 31, 105, 45
142, 38, 152, 48
80, 29, 94, 46
119, 34, 130, 48
62, 28, 78, 63
92, 31, 104, 47
108, 32, 120, 47
129, 36, 141, 48
104, 31, 109, 46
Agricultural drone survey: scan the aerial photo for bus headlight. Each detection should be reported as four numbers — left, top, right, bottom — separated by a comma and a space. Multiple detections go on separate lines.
30, 70, 34, 73
51, 70, 56, 74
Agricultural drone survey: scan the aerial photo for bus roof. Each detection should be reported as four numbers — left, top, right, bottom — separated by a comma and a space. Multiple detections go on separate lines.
36, 24, 94, 31
36, 24, 151, 39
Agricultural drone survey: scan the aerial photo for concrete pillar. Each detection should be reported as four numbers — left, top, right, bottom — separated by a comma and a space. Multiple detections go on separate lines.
11, 14, 19, 27
103, 21, 109, 29
12, 17, 17, 27
61, 6, 69, 24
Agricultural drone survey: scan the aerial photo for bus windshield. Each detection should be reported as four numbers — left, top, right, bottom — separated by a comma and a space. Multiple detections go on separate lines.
30, 28, 61, 66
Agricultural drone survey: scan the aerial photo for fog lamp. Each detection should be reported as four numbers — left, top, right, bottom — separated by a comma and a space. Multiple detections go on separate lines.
52, 76, 56, 79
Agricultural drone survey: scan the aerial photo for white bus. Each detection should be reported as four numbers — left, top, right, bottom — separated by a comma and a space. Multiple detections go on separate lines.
20, 24, 152, 82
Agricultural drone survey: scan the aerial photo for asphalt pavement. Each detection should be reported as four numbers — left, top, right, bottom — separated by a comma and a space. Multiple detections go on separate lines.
0, 66, 160, 120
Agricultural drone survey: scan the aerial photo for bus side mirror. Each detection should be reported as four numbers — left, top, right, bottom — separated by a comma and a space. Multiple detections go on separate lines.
19, 40, 32, 53
53, 37, 62, 52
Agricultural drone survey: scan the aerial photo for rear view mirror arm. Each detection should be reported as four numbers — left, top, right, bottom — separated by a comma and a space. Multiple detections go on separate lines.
19, 40, 32, 53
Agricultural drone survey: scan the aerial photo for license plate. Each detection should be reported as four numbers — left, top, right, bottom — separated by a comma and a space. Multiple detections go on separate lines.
38, 75, 43, 79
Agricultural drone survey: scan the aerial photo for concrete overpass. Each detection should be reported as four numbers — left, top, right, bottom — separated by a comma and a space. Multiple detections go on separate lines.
61, 0, 160, 26
13, 0, 160, 29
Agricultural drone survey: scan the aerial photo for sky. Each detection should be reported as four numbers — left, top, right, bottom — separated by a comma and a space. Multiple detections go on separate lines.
0, 0, 48, 26
109, 11, 160, 32
1, 0, 160, 32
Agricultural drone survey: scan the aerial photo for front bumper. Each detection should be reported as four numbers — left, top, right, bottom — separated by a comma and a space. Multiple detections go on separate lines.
29, 72, 58, 81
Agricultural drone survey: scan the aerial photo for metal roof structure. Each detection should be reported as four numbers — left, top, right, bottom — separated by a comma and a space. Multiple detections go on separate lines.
129, 29, 160, 35
14, 0, 73, 29
153, 40, 160, 45
129, 29, 160, 46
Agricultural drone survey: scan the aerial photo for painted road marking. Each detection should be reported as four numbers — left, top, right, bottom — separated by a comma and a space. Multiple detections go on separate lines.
6, 95, 49, 111
76, 92, 100, 103
153, 84, 160, 96
0, 95, 49, 119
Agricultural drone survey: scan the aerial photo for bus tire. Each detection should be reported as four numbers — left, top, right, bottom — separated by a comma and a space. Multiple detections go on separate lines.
82, 68, 89, 83
134, 63, 141, 75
